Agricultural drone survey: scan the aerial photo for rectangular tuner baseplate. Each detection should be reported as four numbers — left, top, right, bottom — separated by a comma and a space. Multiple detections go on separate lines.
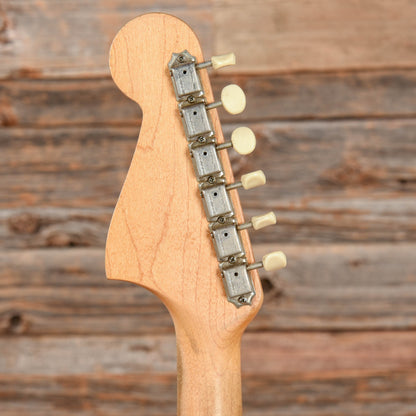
181, 103, 213, 139
168, 49, 255, 308
222, 265, 256, 306
171, 63, 203, 99
211, 225, 244, 260
201, 184, 234, 221
191, 144, 223, 180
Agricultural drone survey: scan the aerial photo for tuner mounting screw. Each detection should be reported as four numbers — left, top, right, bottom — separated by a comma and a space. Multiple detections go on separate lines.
218, 216, 225, 224
208, 176, 215, 184
228, 256, 236, 263
197, 136, 205, 143
187, 95, 195, 103
178, 55, 185, 63
238, 296, 247, 304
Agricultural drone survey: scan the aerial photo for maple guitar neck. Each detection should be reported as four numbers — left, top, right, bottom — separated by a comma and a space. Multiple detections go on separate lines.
106, 13, 286, 416
175, 312, 244, 415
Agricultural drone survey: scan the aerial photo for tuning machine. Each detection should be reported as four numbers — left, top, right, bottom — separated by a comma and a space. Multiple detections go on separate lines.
193, 52, 246, 114
169, 49, 288, 308
221, 250, 287, 308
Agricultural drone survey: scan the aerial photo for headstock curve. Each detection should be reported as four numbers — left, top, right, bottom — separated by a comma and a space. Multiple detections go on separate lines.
105, 13, 264, 333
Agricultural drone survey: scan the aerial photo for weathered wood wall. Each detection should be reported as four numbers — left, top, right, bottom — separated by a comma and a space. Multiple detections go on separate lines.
1, 0, 415, 414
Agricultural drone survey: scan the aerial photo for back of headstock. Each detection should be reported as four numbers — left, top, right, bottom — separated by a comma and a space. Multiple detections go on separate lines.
105, 12, 286, 415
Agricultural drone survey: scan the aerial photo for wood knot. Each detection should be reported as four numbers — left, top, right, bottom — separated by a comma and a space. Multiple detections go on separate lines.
261, 277, 274, 294
5, 313, 28, 335
350, 258, 366, 267
0, 8, 13, 46
8, 212, 41, 234
10, 68, 43, 79
320, 158, 380, 187
261, 277, 284, 299
0, 101, 18, 126
45, 232, 81, 247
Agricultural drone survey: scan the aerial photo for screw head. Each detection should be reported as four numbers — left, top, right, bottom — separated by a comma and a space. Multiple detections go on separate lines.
178, 55, 185, 63
217, 216, 225, 224
238, 296, 247, 304
187, 95, 195, 103
228, 256, 236, 263
198, 136, 205, 143
208, 176, 215, 184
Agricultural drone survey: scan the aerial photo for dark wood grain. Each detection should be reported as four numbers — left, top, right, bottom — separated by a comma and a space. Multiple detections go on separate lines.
0, 1, 213, 79
1, 333, 416, 415
1, 119, 414, 244
216, 0, 416, 73
2, 1, 416, 77
2, 332, 416, 375
0, 78, 141, 127
1, 371, 416, 416
3, 70, 416, 127
1, 208, 112, 249
1, 244, 415, 335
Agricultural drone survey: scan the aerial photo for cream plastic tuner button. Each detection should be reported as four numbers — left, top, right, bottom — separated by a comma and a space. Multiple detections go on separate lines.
231, 127, 256, 154
205, 84, 246, 114
221, 84, 246, 115
241, 170, 266, 189
247, 251, 287, 272
211, 52, 236, 69
226, 170, 266, 191
262, 251, 287, 271
196, 52, 236, 70
238, 211, 276, 231
216, 127, 256, 155
251, 212, 277, 230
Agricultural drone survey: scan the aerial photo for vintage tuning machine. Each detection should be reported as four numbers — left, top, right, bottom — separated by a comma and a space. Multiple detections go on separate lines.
194, 52, 287, 292
169, 49, 287, 308
197, 52, 245, 115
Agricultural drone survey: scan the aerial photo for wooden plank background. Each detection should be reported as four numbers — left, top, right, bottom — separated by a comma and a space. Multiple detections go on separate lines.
1, 0, 415, 414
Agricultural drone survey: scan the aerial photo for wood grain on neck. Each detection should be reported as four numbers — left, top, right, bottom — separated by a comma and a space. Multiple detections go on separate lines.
106, 13, 263, 416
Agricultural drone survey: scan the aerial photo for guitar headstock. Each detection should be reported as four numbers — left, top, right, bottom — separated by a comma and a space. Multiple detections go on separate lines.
105, 13, 286, 337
